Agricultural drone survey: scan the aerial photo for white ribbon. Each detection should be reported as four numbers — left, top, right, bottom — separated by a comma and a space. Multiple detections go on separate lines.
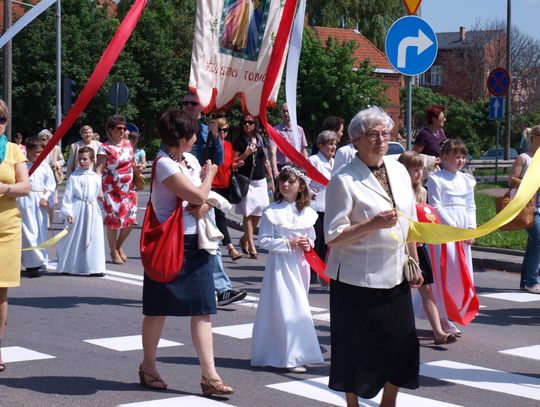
285, 0, 306, 145
0, 0, 56, 50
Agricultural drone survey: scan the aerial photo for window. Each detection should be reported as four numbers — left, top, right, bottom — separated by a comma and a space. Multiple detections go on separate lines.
431, 65, 442, 86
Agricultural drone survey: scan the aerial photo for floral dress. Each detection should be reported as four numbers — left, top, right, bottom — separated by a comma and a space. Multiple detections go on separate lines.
98, 139, 137, 229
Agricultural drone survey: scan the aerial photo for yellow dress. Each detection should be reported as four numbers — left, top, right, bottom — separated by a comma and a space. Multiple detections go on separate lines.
0, 142, 26, 287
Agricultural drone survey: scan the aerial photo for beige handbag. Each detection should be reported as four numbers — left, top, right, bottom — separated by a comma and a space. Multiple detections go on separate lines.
403, 242, 422, 282
495, 188, 534, 231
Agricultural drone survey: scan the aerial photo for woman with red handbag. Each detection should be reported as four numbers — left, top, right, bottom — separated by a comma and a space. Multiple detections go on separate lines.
138, 109, 234, 397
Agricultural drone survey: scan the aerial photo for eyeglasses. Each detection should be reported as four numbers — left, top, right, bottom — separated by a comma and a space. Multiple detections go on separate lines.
218, 127, 229, 133
182, 101, 199, 107
365, 130, 391, 141
115, 126, 128, 132
243, 120, 255, 125
0, 116, 7, 124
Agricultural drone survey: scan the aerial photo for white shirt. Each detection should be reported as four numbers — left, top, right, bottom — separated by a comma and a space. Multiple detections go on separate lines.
308, 152, 333, 212
152, 151, 200, 234
324, 156, 416, 289
331, 143, 355, 175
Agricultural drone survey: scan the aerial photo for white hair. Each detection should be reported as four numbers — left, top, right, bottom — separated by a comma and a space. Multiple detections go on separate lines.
348, 107, 394, 141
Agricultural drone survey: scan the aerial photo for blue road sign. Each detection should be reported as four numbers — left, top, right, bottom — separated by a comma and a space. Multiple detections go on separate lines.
489, 96, 504, 120
385, 16, 438, 76
487, 68, 510, 96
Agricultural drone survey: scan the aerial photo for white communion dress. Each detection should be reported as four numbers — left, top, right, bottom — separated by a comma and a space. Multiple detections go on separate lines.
56, 168, 105, 275
251, 200, 324, 368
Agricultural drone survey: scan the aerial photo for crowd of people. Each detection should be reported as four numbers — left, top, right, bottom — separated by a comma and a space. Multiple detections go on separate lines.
1, 95, 538, 406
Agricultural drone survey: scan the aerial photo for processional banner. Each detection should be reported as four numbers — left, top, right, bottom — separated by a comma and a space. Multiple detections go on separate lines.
189, 0, 289, 115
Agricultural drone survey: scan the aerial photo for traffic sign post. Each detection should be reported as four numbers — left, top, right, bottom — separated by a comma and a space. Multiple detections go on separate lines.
385, 15, 437, 149
385, 16, 438, 76
487, 69, 510, 183
489, 96, 504, 120
108, 81, 129, 113
402, 0, 422, 15
487, 67, 510, 97
489, 96, 505, 183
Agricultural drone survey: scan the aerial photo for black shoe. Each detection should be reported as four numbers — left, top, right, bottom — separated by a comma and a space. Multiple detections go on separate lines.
26, 268, 41, 278
217, 289, 247, 306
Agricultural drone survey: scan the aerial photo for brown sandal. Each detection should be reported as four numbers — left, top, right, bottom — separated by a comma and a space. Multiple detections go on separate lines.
434, 332, 458, 345
118, 248, 128, 262
228, 248, 242, 261
110, 250, 124, 264
200, 375, 234, 396
138, 364, 168, 389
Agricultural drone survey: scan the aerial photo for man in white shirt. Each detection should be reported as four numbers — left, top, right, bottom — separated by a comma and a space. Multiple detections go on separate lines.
269, 103, 308, 178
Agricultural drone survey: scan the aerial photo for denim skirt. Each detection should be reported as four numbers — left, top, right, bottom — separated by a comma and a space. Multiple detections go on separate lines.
142, 234, 217, 316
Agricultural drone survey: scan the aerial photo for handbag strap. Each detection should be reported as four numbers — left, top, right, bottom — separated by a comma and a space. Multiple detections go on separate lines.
149, 154, 181, 207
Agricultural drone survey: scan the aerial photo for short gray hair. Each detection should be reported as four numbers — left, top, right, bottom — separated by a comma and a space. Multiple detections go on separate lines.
348, 107, 394, 141
38, 129, 53, 139
317, 130, 337, 146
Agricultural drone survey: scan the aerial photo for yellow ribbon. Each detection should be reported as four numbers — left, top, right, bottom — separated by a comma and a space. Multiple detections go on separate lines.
408, 147, 540, 244
22, 227, 69, 251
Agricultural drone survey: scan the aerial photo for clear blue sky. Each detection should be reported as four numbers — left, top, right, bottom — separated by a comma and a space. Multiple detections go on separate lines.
419, 0, 540, 42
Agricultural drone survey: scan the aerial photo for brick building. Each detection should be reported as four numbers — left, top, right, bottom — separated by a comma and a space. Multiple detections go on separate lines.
312, 26, 402, 128
418, 27, 506, 103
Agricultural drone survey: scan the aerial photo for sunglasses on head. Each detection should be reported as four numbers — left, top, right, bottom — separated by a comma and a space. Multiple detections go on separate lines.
218, 127, 229, 132
182, 101, 199, 107
243, 120, 255, 125
0, 116, 7, 124
115, 125, 128, 132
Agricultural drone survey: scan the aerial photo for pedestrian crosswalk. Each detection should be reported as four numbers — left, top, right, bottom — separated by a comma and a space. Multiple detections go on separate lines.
6, 265, 540, 406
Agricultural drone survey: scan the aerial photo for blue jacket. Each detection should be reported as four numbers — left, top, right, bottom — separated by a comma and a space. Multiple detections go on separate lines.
190, 122, 224, 166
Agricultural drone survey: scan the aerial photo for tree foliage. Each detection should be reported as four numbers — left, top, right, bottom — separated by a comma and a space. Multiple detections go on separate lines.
296, 29, 387, 143
306, 0, 405, 49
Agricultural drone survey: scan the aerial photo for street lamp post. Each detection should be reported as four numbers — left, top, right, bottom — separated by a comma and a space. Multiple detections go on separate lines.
3, 0, 12, 139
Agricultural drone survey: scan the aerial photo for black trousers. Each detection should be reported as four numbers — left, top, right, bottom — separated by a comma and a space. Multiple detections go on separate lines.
212, 188, 232, 246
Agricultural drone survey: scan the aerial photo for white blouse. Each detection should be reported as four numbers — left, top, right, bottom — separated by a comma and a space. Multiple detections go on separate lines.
308, 152, 333, 212
324, 156, 416, 289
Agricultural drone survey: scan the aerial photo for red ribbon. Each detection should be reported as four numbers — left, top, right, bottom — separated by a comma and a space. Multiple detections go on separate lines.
417, 204, 479, 326
257, 0, 328, 187
30, 0, 148, 175
304, 247, 329, 283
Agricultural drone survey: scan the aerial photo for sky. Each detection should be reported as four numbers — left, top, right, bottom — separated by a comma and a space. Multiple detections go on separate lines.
419, 0, 540, 42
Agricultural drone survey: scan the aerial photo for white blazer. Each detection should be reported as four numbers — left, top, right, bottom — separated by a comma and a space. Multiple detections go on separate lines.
324, 156, 416, 289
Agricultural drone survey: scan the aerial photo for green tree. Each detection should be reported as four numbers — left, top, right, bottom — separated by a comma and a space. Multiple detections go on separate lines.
296, 29, 387, 143
306, 0, 404, 49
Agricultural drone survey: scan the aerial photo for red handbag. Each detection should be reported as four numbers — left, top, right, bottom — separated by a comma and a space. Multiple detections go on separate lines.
140, 156, 184, 282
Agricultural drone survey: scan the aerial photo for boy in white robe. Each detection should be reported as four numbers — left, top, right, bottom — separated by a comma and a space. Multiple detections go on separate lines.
17, 136, 56, 277
56, 146, 105, 276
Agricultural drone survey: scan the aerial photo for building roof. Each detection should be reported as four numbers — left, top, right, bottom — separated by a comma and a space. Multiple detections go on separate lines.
312, 26, 394, 70
436, 29, 504, 50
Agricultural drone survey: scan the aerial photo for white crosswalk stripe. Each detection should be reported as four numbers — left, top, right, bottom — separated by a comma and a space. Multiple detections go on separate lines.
117, 395, 236, 406
499, 344, 540, 361
83, 335, 182, 352
479, 292, 540, 302
0, 346, 56, 364
267, 376, 463, 406
420, 360, 540, 400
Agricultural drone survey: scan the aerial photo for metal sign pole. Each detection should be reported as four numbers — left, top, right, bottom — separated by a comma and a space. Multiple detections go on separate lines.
495, 119, 500, 184
406, 76, 412, 150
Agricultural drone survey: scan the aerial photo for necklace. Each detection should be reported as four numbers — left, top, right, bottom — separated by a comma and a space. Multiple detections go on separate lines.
163, 149, 191, 169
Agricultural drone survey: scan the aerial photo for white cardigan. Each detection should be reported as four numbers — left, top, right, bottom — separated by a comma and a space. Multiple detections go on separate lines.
324, 156, 416, 289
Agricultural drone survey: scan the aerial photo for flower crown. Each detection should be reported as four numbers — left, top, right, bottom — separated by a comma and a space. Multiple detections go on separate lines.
281, 165, 310, 184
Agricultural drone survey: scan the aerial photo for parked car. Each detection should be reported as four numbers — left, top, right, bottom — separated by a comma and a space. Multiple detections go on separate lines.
479, 147, 518, 160
385, 141, 405, 159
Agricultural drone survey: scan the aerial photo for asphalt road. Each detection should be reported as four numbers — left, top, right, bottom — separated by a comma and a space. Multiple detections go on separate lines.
1, 190, 539, 407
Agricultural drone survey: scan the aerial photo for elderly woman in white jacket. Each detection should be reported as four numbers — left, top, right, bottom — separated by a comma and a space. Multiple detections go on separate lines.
324, 107, 423, 407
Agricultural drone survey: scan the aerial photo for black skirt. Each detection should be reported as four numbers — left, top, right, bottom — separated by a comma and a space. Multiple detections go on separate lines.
143, 234, 217, 317
329, 278, 419, 399
417, 244, 434, 285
